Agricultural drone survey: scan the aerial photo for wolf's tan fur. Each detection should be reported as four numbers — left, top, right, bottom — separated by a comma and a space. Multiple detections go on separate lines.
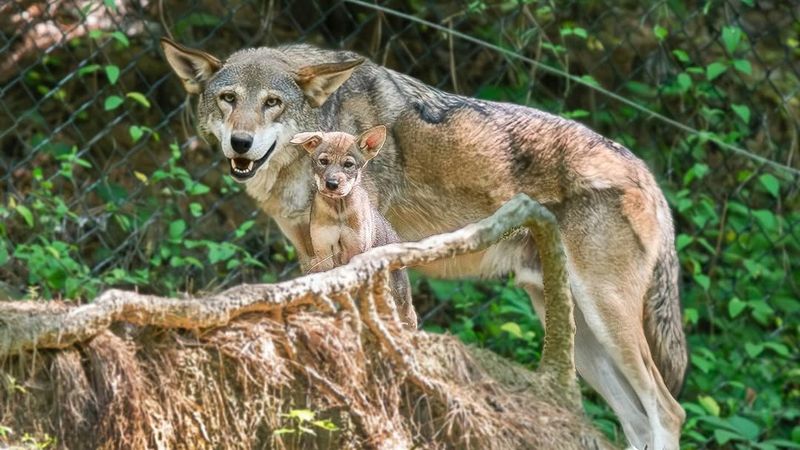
162, 38, 687, 449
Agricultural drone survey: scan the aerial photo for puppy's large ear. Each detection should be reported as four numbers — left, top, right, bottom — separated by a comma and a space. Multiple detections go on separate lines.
290, 132, 324, 153
161, 38, 222, 95
294, 58, 365, 108
356, 125, 387, 161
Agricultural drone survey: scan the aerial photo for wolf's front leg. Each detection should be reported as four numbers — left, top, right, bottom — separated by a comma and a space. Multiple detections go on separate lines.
273, 218, 316, 271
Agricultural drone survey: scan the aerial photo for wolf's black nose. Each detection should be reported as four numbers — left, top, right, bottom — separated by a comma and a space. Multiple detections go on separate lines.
325, 179, 339, 190
230, 133, 253, 154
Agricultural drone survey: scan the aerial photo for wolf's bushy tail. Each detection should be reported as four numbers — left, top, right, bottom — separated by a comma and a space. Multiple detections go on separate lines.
644, 231, 688, 397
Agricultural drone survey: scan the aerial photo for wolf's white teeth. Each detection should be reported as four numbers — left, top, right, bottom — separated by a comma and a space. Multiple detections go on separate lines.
230, 160, 236, 170
247, 160, 254, 171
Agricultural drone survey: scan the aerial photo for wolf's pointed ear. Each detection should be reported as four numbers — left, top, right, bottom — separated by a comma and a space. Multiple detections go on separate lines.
290, 132, 324, 153
356, 125, 387, 161
161, 38, 221, 95
294, 58, 365, 108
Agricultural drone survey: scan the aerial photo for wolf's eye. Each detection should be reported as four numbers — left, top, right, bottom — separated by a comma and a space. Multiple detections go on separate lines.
319, 157, 329, 166
343, 160, 355, 169
220, 93, 236, 103
265, 97, 281, 108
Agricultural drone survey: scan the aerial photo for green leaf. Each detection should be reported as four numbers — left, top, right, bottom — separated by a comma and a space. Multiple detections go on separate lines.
0, 240, 8, 266
129, 125, 143, 143
694, 274, 710, 291
759, 439, 800, 449
676, 234, 693, 251
105, 65, 120, 85
691, 353, 713, 373
208, 243, 236, 264
78, 64, 102, 76
573, 27, 587, 39
715, 429, 743, 445
733, 59, 752, 75
110, 31, 129, 47
684, 308, 698, 325
286, 409, 315, 422
763, 342, 789, 357
721, 26, 742, 53
653, 25, 668, 41
579, 75, 600, 88
698, 395, 720, 416
235, 220, 256, 238
125, 92, 151, 108
731, 104, 750, 124
187, 183, 210, 196
728, 297, 747, 318
500, 322, 523, 339
272, 429, 295, 435
15, 205, 34, 227
312, 420, 339, 431
706, 62, 728, 81
104, 95, 123, 110
745, 342, 764, 358
103, 0, 117, 11
758, 174, 780, 198
676, 73, 692, 91
169, 220, 186, 240
672, 49, 690, 63
752, 209, 777, 231
189, 202, 203, 217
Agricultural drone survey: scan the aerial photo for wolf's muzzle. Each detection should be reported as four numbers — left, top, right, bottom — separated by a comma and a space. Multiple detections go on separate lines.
228, 140, 276, 180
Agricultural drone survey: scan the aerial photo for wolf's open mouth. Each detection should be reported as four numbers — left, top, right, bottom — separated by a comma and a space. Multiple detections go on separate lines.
228, 141, 276, 180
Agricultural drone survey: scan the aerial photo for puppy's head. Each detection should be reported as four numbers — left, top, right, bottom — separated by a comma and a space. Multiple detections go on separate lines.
290, 125, 386, 198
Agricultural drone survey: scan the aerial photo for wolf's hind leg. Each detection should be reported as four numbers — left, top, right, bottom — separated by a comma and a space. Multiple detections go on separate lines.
569, 275, 684, 450
517, 275, 671, 450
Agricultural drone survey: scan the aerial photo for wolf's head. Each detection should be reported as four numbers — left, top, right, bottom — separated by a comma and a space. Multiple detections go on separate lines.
290, 126, 386, 199
161, 38, 364, 182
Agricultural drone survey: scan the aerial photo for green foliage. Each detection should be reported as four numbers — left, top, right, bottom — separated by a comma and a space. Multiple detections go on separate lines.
273, 408, 339, 445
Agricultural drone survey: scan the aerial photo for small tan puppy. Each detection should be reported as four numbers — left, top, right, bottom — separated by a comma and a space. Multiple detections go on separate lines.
290, 125, 417, 328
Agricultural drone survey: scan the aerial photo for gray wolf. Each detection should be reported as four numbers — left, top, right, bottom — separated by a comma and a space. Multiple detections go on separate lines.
290, 125, 417, 328
161, 37, 687, 449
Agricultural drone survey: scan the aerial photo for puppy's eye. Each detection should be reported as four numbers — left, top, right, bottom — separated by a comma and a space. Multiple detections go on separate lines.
220, 93, 236, 103
265, 97, 281, 108
319, 158, 329, 166
343, 160, 355, 169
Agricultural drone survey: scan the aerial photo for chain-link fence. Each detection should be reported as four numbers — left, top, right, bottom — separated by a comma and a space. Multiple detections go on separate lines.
1, 0, 799, 444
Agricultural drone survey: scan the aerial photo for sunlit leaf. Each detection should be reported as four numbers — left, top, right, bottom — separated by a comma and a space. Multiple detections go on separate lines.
706, 62, 727, 81
758, 174, 780, 198
105, 65, 120, 85
728, 297, 747, 318
698, 395, 721, 416
731, 104, 750, 124
126, 92, 151, 108
15, 205, 34, 227
722, 26, 742, 53
104, 95, 123, 110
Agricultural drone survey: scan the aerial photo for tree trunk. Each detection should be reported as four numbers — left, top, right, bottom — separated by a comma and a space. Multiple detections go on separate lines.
0, 195, 615, 450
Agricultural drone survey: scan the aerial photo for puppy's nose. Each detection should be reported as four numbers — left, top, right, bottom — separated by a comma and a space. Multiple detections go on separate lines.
230, 132, 253, 154
325, 179, 339, 190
